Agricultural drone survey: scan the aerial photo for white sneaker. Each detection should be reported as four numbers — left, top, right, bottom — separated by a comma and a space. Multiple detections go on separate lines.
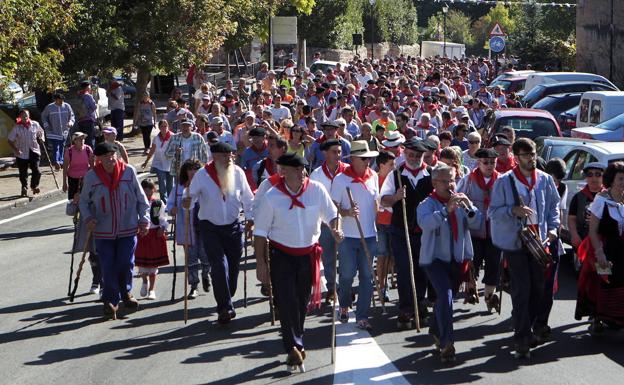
147, 290, 156, 300
89, 284, 100, 295
140, 281, 148, 297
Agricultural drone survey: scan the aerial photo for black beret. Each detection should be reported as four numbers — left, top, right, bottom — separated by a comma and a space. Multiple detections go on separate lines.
210, 142, 235, 153
366, 79, 375, 85
205, 131, 218, 141
320, 121, 340, 129
94, 142, 118, 156
276, 153, 308, 167
316, 87, 326, 94
320, 139, 341, 151
421, 139, 439, 152
475, 148, 499, 158
248, 127, 266, 137
492, 137, 511, 146
403, 138, 427, 152
422, 96, 433, 103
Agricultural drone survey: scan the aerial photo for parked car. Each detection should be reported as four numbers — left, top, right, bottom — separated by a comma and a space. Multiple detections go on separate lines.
558, 105, 579, 133
571, 112, 624, 141
480, 108, 562, 145
522, 72, 618, 95
489, 70, 536, 94
575, 91, 624, 128
522, 81, 617, 108
309, 60, 342, 75
531, 92, 582, 120
535, 136, 599, 162
0, 75, 24, 103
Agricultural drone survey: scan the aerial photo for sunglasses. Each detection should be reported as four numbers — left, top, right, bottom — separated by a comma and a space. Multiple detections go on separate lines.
469, 140, 480, 144
480, 160, 496, 165
586, 171, 603, 177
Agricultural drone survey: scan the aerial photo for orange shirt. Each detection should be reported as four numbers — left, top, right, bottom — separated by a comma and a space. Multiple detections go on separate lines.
376, 174, 392, 225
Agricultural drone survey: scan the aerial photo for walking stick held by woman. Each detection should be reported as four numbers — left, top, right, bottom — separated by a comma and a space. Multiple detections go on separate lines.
396, 175, 420, 332
170, 150, 182, 302
182, 187, 191, 324
244, 221, 248, 308
68, 210, 79, 296
346, 187, 385, 313
331, 215, 341, 364
38, 138, 60, 189
69, 230, 93, 302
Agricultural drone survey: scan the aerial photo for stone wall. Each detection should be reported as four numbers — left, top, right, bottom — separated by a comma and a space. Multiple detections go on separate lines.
576, 0, 624, 88
306, 43, 421, 65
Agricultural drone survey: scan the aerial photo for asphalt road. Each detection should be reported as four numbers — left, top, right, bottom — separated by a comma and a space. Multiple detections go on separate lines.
1, 199, 623, 385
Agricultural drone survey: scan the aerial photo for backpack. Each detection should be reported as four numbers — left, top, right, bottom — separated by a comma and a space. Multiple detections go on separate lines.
150, 199, 163, 226
75, 94, 89, 120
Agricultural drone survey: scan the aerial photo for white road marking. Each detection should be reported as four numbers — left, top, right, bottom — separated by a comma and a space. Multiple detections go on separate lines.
0, 199, 67, 226
320, 266, 409, 385
0, 172, 149, 226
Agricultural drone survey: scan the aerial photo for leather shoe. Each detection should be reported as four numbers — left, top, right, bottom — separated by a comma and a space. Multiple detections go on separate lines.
122, 293, 139, 310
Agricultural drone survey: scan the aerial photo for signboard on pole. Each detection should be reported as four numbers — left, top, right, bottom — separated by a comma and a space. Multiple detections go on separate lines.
489, 22, 506, 37
272, 16, 298, 44
489, 36, 506, 53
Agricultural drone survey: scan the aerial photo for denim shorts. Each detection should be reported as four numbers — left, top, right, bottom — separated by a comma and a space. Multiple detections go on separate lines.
377, 223, 392, 257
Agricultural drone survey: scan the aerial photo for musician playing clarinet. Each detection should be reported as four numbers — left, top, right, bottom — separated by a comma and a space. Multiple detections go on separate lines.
489, 138, 560, 359
417, 164, 480, 363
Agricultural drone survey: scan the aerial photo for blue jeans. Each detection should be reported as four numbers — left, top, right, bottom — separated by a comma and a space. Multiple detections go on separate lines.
188, 231, 210, 286
338, 236, 377, 321
95, 236, 137, 306
424, 260, 460, 348
48, 138, 64, 165
111, 109, 125, 141
151, 167, 173, 204
319, 224, 337, 292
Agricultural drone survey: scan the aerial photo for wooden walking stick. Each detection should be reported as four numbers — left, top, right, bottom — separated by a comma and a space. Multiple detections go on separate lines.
497, 256, 505, 315
68, 211, 79, 296
38, 138, 60, 189
170, 151, 182, 302
243, 223, 248, 308
182, 187, 191, 324
69, 230, 92, 302
331, 215, 341, 364
346, 187, 385, 313
396, 174, 421, 332
266, 241, 275, 326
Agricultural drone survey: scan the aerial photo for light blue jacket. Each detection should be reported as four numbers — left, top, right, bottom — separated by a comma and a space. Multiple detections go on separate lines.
488, 170, 560, 252
417, 195, 481, 266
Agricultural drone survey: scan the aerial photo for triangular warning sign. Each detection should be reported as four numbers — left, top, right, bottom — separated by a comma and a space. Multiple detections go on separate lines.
489, 22, 506, 37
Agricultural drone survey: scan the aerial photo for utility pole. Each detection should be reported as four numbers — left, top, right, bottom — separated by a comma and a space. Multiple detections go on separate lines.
442, 3, 449, 58
369, 0, 376, 60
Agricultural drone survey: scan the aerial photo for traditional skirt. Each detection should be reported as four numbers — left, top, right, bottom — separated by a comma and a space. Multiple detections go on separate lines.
135, 228, 169, 268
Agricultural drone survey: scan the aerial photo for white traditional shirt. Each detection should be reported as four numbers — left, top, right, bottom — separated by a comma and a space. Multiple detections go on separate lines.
330, 170, 379, 238
254, 179, 337, 248
591, 193, 624, 235
188, 165, 253, 225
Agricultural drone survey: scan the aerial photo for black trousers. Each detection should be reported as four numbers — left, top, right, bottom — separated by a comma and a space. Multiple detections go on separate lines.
140, 125, 153, 150
16, 151, 41, 189
271, 247, 311, 354
472, 237, 502, 286
504, 249, 545, 345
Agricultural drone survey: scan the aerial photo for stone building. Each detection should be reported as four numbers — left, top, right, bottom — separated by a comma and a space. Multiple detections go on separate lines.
576, 0, 624, 88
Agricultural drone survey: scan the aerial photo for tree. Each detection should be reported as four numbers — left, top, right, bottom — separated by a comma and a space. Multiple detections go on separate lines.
0, 0, 80, 91
363, 0, 418, 46
471, 3, 516, 54
424, 10, 474, 46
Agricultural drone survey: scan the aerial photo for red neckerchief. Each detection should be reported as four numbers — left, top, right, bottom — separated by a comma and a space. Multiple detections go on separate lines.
321, 161, 347, 181
268, 173, 281, 186
16, 117, 31, 127
342, 165, 373, 191
204, 162, 226, 201
274, 176, 309, 209
580, 185, 601, 201
512, 166, 537, 192
158, 130, 172, 147
416, 122, 430, 129
431, 190, 458, 241
404, 163, 426, 178
93, 160, 126, 191
264, 157, 276, 176
252, 142, 268, 155
315, 135, 328, 144
496, 154, 516, 173
469, 168, 499, 208
428, 155, 438, 167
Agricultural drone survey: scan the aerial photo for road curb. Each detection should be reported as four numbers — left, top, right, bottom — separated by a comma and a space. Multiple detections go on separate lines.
0, 161, 148, 216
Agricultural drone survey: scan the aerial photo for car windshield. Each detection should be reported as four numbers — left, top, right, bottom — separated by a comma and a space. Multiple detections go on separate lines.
532, 96, 558, 109
489, 79, 511, 91
310, 63, 335, 74
595, 113, 624, 131
496, 116, 558, 138
522, 85, 546, 106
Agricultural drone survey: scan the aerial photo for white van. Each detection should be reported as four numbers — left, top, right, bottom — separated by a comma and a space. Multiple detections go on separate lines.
523, 72, 618, 95
576, 91, 624, 128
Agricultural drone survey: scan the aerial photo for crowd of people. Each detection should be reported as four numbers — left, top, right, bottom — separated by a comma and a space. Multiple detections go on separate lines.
8, 53, 624, 369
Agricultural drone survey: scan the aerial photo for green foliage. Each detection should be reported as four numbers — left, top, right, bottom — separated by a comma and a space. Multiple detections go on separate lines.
363, 0, 418, 45
424, 10, 475, 46
295, 0, 363, 49
0, 0, 80, 91
471, 3, 516, 54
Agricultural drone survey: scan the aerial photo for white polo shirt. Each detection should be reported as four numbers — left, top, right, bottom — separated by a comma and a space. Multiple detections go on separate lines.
188, 165, 253, 225
330, 170, 379, 238
254, 179, 338, 248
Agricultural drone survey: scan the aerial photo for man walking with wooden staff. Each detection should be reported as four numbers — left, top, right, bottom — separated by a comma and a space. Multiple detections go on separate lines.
253, 153, 342, 372
330, 140, 381, 330
380, 138, 433, 329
